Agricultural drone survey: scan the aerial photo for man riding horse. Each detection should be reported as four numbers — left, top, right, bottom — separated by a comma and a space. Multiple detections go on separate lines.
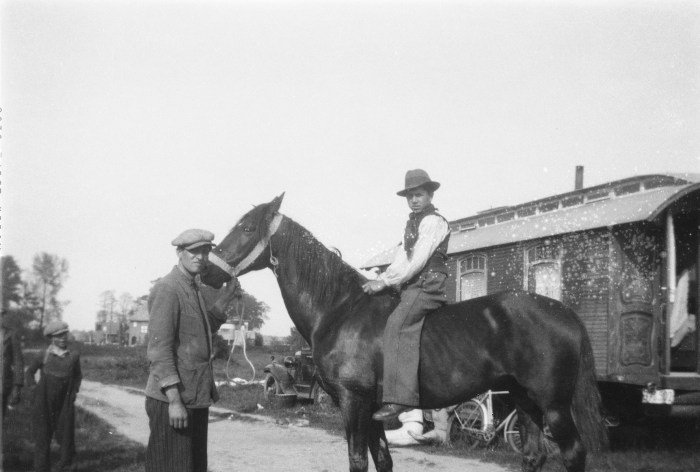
203, 187, 607, 472
362, 169, 451, 421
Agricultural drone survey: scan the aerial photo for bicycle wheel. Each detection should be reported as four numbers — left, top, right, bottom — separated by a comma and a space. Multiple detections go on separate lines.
504, 411, 522, 453
446, 400, 489, 449
504, 412, 559, 457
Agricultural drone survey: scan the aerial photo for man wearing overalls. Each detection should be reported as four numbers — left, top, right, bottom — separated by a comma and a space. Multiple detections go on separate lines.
363, 169, 450, 421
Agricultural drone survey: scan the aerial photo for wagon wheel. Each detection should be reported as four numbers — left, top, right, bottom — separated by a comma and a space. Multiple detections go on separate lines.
311, 382, 334, 410
263, 373, 282, 402
504, 412, 559, 457
446, 400, 489, 449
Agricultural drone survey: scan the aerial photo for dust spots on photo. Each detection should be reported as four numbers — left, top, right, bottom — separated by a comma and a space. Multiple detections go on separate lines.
482, 307, 499, 333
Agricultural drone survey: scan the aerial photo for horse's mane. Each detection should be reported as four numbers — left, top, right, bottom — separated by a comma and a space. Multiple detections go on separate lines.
274, 216, 369, 309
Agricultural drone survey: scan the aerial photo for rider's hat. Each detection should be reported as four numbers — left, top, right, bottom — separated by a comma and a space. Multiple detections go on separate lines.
397, 169, 441, 197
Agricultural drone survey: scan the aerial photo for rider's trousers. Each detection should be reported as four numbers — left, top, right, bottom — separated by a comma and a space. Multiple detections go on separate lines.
382, 271, 447, 406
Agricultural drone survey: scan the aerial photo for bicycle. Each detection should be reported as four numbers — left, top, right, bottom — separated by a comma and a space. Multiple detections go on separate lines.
446, 390, 558, 456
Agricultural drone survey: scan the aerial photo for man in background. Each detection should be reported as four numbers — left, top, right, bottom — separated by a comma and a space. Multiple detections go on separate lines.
2, 310, 24, 417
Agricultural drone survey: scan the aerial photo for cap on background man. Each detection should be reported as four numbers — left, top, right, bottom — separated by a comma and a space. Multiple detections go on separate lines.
43, 320, 69, 337
171, 229, 216, 250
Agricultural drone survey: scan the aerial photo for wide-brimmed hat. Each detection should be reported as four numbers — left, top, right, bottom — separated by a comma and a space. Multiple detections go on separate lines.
171, 229, 216, 250
44, 320, 69, 337
396, 169, 441, 197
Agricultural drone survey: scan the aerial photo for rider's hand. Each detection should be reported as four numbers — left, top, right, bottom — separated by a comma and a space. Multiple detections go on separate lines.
362, 280, 386, 295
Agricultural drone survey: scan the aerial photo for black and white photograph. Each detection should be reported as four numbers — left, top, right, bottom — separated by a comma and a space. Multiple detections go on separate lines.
2, 1, 699, 471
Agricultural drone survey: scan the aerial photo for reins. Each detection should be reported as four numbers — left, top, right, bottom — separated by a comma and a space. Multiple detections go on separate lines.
225, 299, 256, 383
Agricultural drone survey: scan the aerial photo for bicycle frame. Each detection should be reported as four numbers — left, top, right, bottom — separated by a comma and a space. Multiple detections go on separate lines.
452, 390, 515, 446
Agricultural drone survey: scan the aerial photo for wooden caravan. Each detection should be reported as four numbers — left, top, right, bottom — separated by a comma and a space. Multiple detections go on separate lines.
362, 173, 700, 420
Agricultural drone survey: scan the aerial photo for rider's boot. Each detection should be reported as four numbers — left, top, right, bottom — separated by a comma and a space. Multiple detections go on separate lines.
372, 403, 412, 421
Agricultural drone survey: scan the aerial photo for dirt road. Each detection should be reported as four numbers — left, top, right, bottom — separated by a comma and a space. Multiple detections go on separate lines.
77, 380, 511, 472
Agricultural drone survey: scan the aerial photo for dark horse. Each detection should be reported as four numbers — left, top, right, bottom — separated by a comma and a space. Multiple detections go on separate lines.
202, 194, 607, 472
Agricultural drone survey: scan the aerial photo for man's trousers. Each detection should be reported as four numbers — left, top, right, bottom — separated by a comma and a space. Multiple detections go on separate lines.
33, 374, 76, 472
382, 271, 447, 406
145, 397, 209, 472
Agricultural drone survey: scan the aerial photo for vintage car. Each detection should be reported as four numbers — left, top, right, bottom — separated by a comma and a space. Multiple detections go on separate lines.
263, 349, 332, 408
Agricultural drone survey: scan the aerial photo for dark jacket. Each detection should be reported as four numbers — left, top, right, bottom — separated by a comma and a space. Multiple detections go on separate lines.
145, 266, 227, 408
3, 327, 24, 389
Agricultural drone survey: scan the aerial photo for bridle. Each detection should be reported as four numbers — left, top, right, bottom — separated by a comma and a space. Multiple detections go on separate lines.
209, 213, 284, 278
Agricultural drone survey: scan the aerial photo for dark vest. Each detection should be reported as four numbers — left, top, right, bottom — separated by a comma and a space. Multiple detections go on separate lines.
403, 204, 450, 276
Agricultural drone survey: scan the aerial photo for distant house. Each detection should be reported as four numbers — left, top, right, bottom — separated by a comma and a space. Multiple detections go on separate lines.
103, 320, 122, 344
128, 305, 150, 346
218, 321, 258, 345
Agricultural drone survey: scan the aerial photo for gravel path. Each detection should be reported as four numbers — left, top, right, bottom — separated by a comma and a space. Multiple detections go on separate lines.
76, 380, 512, 472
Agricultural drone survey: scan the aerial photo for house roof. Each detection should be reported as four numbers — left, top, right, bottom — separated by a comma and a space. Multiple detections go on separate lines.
360, 174, 700, 268
129, 305, 150, 322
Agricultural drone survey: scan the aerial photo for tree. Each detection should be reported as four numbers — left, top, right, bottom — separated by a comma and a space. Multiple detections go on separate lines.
286, 327, 308, 351
1, 255, 23, 310
200, 285, 270, 330
117, 292, 134, 322
96, 290, 117, 327
227, 288, 270, 330
29, 252, 69, 330
16, 280, 42, 328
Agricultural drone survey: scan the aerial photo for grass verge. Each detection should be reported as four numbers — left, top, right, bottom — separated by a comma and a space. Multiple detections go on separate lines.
3, 394, 144, 472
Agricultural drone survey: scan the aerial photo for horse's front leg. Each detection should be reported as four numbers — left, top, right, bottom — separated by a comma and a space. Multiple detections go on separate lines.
368, 416, 392, 472
340, 394, 392, 472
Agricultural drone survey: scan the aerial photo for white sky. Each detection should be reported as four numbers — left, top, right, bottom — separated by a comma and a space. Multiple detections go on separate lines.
2, 0, 699, 336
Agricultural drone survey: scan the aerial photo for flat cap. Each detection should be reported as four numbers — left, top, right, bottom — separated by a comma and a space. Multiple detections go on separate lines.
171, 228, 215, 250
44, 320, 69, 337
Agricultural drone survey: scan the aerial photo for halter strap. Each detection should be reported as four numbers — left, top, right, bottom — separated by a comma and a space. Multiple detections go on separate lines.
209, 213, 284, 277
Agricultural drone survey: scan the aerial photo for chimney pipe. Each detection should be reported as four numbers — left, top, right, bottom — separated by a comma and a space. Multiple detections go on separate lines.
575, 166, 584, 190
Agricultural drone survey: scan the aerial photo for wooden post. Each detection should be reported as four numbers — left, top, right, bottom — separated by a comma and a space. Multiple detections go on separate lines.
664, 212, 676, 375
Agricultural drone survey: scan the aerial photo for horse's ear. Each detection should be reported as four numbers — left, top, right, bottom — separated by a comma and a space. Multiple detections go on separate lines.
271, 192, 285, 212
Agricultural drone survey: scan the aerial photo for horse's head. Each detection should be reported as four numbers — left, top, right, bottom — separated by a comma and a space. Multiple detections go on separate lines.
201, 193, 285, 288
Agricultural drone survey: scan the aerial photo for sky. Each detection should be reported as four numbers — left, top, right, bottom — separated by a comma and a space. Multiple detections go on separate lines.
2, 0, 699, 336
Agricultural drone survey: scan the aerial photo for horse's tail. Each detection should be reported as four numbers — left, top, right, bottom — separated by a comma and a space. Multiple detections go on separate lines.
571, 326, 609, 453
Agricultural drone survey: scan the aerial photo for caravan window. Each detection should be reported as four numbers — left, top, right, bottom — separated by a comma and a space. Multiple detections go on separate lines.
525, 243, 562, 300
459, 255, 487, 301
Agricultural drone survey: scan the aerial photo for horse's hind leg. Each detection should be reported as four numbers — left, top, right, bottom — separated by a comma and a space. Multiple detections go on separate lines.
544, 406, 586, 472
516, 406, 547, 472
510, 390, 547, 472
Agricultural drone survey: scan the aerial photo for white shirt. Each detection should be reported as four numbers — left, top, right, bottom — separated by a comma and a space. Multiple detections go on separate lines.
378, 214, 450, 288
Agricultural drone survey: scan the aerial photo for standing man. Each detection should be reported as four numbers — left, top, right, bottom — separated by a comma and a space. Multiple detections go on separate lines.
2, 310, 24, 416
145, 229, 227, 472
26, 320, 82, 472
363, 169, 451, 421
